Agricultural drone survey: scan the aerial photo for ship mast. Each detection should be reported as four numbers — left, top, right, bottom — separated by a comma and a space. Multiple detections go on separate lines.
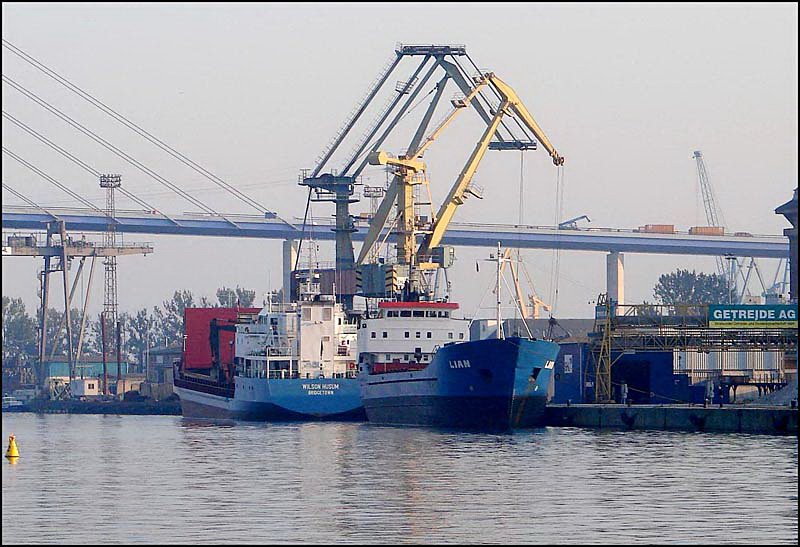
496, 242, 503, 340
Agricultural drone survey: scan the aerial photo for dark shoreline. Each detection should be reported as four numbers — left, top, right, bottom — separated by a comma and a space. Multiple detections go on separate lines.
6, 399, 182, 416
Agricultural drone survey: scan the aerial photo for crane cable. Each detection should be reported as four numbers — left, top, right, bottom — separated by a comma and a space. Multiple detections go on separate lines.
548, 165, 565, 315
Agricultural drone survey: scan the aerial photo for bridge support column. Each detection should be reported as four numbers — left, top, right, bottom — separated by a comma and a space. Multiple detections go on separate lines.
606, 251, 624, 309
282, 239, 297, 304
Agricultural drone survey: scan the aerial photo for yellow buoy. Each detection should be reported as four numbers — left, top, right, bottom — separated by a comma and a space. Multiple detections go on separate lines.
5, 434, 20, 459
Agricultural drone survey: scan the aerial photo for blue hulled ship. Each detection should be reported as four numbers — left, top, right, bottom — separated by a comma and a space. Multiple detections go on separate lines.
174, 280, 365, 422
357, 301, 559, 430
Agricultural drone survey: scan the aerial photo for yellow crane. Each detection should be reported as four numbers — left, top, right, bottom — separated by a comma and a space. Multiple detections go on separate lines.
417, 73, 564, 262
359, 76, 490, 267
360, 72, 564, 297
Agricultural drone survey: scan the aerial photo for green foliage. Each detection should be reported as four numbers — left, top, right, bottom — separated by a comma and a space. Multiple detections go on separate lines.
653, 269, 732, 305
2, 296, 37, 366
155, 290, 196, 346
44, 308, 92, 359
121, 308, 155, 365
2, 284, 259, 368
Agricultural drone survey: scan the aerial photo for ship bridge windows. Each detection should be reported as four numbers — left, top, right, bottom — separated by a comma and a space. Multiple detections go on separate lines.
371, 332, 376, 339
382, 331, 388, 338
302, 308, 311, 321
415, 332, 421, 338
387, 310, 399, 318
404, 331, 410, 338
400, 310, 412, 317
413, 310, 425, 318
427, 332, 432, 338
323, 308, 332, 321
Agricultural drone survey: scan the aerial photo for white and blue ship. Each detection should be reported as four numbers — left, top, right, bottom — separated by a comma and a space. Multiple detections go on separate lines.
174, 280, 365, 421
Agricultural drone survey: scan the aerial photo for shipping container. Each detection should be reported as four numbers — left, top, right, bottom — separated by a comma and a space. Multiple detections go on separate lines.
637, 224, 675, 234
688, 226, 725, 236
182, 307, 260, 371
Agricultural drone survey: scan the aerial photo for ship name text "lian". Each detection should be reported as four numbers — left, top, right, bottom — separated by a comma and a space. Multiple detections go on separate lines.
449, 360, 471, 369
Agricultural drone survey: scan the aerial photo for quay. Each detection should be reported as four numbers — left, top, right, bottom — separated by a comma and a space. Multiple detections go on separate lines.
22, 399, 181, 416
544, 403, 798, 435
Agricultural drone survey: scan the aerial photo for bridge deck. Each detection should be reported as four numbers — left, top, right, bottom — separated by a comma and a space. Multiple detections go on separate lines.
1, 206, 789, 258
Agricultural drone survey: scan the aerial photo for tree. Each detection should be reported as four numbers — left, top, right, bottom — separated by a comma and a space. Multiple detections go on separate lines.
156, 290, 195, 346
653, 269, 732, 305
123, 308, 156, 367
44, 307, 93, 360
2, 296, 38, 366
216, 285, 256, 307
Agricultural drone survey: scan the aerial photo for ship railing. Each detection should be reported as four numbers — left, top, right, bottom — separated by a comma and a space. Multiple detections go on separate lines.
266, 347, 294, 357
268, 370, 296, 379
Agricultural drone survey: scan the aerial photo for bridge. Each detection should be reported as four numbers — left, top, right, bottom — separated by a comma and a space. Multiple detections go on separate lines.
4, 205, 789, 306
2, 205, 788, 258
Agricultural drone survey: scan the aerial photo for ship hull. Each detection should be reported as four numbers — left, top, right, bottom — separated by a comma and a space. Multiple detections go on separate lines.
361, 337, 559, 430
174, 376, 366, 421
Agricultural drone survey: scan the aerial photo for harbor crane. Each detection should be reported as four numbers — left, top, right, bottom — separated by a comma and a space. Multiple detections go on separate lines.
693, 150, 777, 302
361, 71, 564, 298
299, 44, 563, 306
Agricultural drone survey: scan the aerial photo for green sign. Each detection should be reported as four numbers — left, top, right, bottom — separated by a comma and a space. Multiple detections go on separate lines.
708, 304, 798, 329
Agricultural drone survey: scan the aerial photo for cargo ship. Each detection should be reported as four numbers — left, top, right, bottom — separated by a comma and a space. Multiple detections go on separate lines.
174, 280, 365, 421
357, 299, 559, 430
297, 62, 565, 429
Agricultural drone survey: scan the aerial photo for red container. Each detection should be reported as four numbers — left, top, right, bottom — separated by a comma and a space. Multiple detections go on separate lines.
182, 307, 260, 371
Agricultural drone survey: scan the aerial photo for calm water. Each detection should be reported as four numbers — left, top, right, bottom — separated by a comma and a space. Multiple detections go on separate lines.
2, 414, 797, 545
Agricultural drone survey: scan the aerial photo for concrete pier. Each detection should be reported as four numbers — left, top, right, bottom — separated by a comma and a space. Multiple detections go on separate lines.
545, 404, 798, 435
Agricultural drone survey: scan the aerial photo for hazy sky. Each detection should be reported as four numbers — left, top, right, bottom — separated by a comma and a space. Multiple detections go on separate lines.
2, 2, 797, 322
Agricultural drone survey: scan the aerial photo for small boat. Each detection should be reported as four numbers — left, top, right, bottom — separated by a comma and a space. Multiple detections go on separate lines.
2, 395, 27, 412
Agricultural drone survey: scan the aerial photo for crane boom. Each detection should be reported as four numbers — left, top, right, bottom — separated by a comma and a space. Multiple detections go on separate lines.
419, 73, 564, 258
488, 74, 564, 166
418, 102, 507, 258
357, 79, 490, 266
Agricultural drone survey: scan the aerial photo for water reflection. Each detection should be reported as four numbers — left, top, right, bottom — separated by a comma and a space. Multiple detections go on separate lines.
3, 415, 797, 544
